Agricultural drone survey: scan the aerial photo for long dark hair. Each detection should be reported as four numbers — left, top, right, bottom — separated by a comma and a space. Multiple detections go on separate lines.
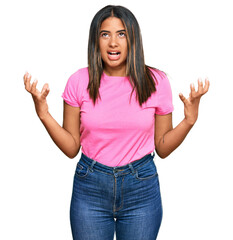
87, 5, 157, 106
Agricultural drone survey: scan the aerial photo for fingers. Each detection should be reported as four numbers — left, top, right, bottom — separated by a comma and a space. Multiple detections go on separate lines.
179, 93, 187, 103
41, 83, 50, 99
24, 72, 32, 92
23, 72, 50, 99
190, 83, 196, 98
31, 79, 38, 94
197, 78, 203, 93
24, 72, 38, 93
197, 78, 210, 95
203, 78, 210, 94
190, 78, 210, 99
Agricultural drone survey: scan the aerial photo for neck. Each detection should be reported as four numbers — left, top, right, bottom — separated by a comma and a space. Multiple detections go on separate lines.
103, 65, 127, 77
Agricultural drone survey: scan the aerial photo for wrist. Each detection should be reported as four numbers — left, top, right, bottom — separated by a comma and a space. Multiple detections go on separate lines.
183, 118, 196, 127
38, 111, 50, 121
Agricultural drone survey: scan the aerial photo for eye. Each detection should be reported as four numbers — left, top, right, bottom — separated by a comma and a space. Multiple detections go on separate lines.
101, 32, 109, 38
118, 32, 126, 38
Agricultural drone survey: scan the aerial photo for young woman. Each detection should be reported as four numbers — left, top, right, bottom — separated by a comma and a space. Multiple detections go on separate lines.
23, 5, 209, 240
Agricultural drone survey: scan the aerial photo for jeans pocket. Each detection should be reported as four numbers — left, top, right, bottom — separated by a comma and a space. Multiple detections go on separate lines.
75, 160, 90, 179
135, 159, 158, 180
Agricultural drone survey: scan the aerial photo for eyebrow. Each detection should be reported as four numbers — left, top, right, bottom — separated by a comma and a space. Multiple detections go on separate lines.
99, 29, 126, 34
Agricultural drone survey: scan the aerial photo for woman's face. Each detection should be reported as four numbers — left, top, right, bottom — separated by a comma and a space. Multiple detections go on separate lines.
99, 17, 128, 76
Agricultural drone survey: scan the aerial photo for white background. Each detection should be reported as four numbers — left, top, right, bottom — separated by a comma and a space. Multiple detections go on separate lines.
1, 0, 232, 239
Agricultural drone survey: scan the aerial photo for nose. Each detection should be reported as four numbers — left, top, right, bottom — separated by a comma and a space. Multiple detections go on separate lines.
109, 35, 118, 47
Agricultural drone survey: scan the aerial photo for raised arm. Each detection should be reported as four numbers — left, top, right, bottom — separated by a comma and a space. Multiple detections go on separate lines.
23, 72, 81, 158
154, 78, 210, 158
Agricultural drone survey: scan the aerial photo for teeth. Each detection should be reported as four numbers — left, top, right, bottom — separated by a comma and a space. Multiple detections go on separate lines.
108, 52, 120, 55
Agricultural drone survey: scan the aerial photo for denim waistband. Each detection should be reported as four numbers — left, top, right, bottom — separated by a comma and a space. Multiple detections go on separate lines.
79, 151, 156, 176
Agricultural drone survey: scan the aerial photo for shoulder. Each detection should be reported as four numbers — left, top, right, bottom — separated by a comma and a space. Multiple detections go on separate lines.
147, 67, 168, 84
67, 67, 89, 88
69, 67, 89, 80
147, 66, 172, 94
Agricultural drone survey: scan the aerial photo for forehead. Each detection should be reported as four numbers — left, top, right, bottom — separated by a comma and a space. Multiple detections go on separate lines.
100, 17, 125, 31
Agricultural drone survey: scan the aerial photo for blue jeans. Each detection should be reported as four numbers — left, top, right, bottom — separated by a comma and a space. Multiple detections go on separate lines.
70, 151, 163, 240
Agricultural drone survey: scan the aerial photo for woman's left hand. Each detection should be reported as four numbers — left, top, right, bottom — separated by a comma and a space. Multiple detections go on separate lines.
179, 78, 210, 125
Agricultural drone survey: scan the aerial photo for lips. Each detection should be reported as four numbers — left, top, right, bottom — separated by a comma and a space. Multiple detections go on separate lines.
107, 51, 121, 61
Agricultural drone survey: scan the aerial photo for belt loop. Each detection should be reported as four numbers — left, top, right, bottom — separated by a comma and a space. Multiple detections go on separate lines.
89, 160, 96, 172
151, 151, 155, 157
128, 163, 135, 175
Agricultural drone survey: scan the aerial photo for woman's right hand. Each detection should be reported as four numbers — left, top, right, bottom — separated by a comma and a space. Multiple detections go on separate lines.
24, 72, 50, 119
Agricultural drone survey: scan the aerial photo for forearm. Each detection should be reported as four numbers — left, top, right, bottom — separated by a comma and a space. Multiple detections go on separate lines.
39, 113, 80, 158
156, 119, 194, 158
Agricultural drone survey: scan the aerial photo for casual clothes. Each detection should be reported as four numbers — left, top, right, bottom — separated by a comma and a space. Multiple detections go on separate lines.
70, 152, 162, 240
62, 67, 173, 166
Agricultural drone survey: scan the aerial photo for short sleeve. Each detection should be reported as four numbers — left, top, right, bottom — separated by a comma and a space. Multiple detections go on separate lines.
155, 71, 174, 115
62, 70, 83, 107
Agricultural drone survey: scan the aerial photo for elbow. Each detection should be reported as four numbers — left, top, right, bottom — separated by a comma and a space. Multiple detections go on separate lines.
155, 138, 172, 159
67, 153, 77, 159
156, 152, 167, 159
157, 153, 170, 159
158, 153, 166, 159
155, 148, 171, 159
65, 145, 81, 159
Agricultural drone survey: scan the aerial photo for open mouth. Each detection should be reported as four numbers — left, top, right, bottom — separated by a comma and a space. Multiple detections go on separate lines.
108, 51, 121, 55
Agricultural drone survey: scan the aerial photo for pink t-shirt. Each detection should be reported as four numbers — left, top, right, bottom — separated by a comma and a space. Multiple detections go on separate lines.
62, 67, 173, 166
